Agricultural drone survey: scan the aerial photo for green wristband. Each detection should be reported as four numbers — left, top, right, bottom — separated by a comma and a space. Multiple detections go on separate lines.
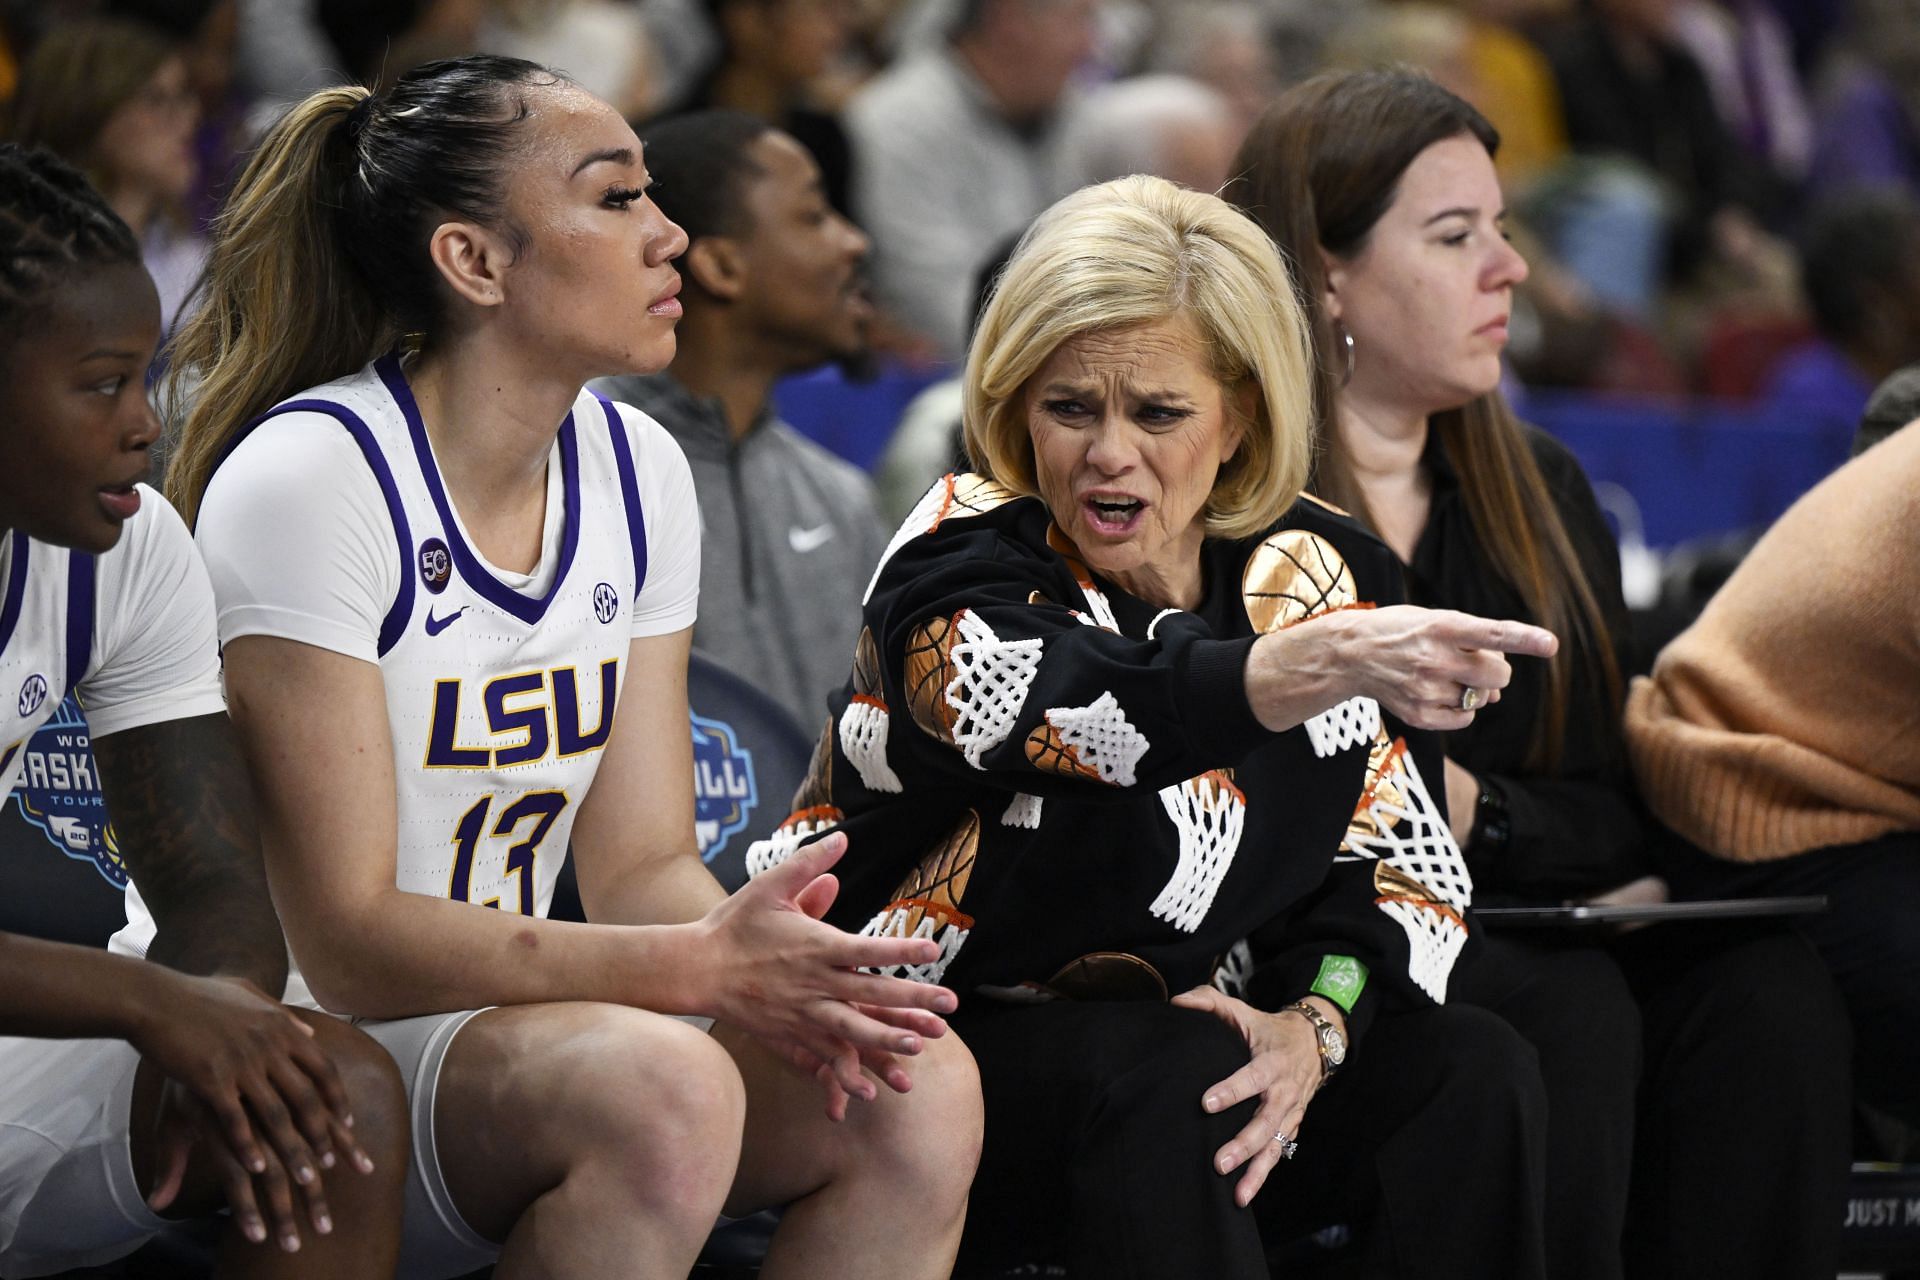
1310, 954, 1368, 1012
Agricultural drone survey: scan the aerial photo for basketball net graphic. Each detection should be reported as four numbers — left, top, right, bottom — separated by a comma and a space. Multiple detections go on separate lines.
1150, 771, 1247, 932
1339, 742, 1471, 1001
1305, 696, 1382, 758
838, 695, 904, 793
858, 811, 979, 984
1043, 691, 1150, 788
744, 805, 842, 879
860, 902, 973, 985
1001, 792, 1043, 828
944, 610, 1045, 770
1212, 938, 1254, 998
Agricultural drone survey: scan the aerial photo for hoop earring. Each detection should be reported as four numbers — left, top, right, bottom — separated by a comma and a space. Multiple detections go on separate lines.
1336, 322, 1355, 388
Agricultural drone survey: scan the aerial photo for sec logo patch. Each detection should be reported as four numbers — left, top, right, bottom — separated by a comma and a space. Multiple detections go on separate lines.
17, 673, 48, 717
593, 582, 619, 625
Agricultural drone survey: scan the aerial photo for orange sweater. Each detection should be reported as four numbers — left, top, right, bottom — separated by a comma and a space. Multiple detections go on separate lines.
1624, 424, 1920, 861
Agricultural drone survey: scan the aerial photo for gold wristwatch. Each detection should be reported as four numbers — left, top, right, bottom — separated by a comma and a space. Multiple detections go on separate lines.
1283, 1000, 1347, 1082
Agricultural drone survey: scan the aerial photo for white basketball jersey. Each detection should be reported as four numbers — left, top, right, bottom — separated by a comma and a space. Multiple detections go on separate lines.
218, 355, 652, 1006
0, 533, 98, 799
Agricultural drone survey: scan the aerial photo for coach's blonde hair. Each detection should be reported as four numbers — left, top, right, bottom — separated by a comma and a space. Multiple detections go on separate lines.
963, 175, 1315, 541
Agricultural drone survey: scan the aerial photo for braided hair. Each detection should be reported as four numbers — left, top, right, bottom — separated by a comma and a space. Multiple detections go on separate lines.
0, 143, 142, 352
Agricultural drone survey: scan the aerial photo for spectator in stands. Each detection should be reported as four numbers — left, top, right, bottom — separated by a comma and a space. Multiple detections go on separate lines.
770, 172, 1562, 1279
162, 55, 978, 1278
1760, 189, 1920, 460
1807, 0, 1920, 199
1057, 73, 1239, 193
11, 19, 208, 336
0, 142, 407, 1277
593, 110, 890, 730
1148, 2, 1278, 142
873, 233, 1016, 524
671, 0, 859, 217
1537, 0, 1784, 283
1626, 405, 1920, 1132
1428, 0, 1572, 188
314, 0, 483, 87
100, 0, 246, 230
1669, 0, 1814, 185
477, 0, 662, 121
846, 0, 1097, 358
1228, 68, 1851, 1280
231, 0, 340, 108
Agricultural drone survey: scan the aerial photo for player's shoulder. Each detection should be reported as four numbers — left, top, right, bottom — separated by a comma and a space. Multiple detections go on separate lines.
98, 484, 196, 571
589, 392, 690, 469
217, 362, 397, 481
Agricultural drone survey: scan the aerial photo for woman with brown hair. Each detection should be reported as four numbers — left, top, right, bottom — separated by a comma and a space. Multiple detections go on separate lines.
10, 18, 206, 336
1226, 67, 1852, 1280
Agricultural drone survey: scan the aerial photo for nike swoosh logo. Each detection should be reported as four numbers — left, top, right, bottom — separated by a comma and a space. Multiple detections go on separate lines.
788, 524, 835, 553
424, 607, 465, 636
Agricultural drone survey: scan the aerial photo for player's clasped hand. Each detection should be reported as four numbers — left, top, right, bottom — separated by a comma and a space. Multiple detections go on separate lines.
693, 832, 958, 1120
131, 974, 376, 1253
1172, 985, 1326, 1209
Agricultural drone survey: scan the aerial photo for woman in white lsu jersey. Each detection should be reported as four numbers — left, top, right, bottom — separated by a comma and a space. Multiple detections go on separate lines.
161, 55, 980, 1280
0, 145, 407, 1276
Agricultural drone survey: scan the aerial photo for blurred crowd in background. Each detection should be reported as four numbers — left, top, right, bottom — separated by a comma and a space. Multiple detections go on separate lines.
3, 0, 1917, 505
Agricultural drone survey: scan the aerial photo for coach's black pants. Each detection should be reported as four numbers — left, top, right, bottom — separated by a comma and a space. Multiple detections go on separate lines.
951, 997, 1548, 1279
1457, 924, 1851, 1280
1673, 832, 1915, 1127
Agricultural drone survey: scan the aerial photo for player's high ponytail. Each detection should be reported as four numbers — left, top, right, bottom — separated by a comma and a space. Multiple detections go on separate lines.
164, 55, 565, 527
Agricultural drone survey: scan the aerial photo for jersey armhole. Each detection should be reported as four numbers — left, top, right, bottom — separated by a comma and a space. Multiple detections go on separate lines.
209, 399, 416, 657
593, 392, 650, 598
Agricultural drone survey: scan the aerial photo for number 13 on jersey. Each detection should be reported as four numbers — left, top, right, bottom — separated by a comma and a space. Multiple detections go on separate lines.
449, 790, 568, 914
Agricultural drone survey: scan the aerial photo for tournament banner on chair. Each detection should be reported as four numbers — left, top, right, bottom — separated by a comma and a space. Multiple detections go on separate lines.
8, 695, 124, 888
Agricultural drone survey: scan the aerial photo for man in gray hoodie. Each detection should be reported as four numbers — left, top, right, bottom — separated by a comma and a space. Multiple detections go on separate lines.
594, 110, 889, 730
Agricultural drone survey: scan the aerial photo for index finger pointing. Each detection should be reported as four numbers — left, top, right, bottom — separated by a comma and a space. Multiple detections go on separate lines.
1445, 614, 1558, 659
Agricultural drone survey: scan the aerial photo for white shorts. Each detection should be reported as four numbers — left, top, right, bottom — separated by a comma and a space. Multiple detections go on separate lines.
0, 1036, 166, 1278
357, 1006, 722, 1279
354, 1009, 497, 1280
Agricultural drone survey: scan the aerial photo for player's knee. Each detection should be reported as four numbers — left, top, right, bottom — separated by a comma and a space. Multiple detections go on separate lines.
571, 1012, 747, 1212
858, 1032, 983, 1207
299, 1013, 409, 1171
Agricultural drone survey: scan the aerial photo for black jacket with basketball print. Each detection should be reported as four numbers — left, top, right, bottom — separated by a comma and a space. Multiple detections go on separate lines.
747, 474, 1477, 1047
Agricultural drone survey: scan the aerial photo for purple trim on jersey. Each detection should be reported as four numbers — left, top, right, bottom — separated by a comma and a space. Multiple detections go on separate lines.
0, 533, 28, 658
592, 393, 649, 597
376, 353, 582, 627
211, 398, 417, 658
63, 551, 96, 698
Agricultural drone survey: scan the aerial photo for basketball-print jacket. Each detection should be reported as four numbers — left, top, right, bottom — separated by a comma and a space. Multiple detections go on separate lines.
747, 474, 1475, 1046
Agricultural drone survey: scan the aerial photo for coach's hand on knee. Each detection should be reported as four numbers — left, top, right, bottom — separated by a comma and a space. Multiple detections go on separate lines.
1172, 985, 1329, 1208
691, 832, 959, 1117
132, 972, 377, 1251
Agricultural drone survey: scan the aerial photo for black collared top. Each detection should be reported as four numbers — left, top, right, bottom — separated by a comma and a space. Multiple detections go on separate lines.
1401, 425, 1651, 900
